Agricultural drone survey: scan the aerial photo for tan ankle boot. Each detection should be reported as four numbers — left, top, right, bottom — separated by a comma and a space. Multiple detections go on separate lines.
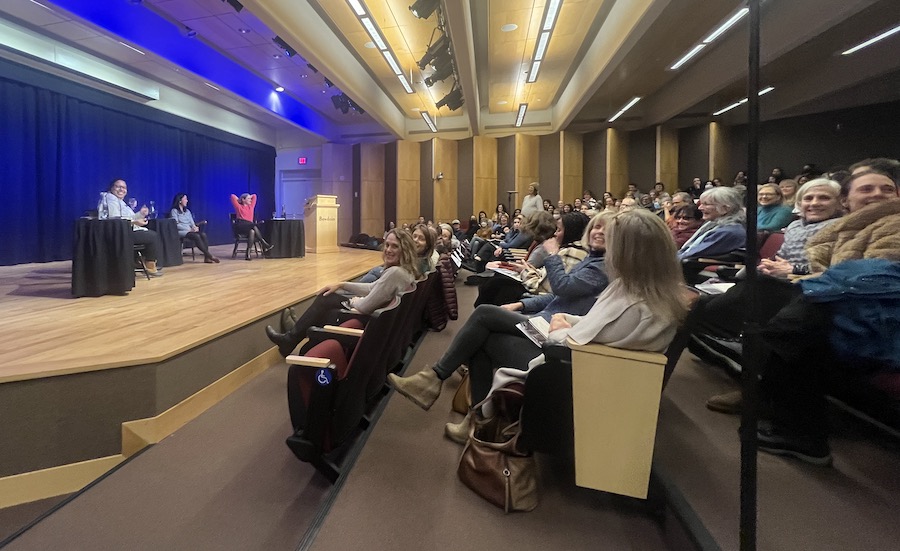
445, 410, 475, 444
388, 368, 442, 410
706, 390, 743, 414
145, 260, 162, 277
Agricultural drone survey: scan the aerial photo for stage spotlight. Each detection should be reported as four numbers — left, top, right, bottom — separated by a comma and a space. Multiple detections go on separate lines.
273, 36, 297, 57
223, 0, 244, 13
348, 98, 365, 115
409, 0, 440, 20
324, 78, 335, 88
424, 58, 453, 86
331, 94, 351, 114
436, 87, 464, 111
417, 34, 449, 70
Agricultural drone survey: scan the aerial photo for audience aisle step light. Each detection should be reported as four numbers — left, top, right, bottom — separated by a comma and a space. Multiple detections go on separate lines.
409, 0, 440, 20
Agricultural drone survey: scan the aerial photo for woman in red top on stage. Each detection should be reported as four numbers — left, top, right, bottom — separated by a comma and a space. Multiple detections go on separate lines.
230, 193, 273, 260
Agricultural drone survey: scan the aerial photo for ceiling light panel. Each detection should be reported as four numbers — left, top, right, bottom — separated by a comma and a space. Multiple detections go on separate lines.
669, 6, 748, 71
342, 0, 414, 96
841, 23, 900, 55
488, 0, 603, 114
608, 96, 640, 123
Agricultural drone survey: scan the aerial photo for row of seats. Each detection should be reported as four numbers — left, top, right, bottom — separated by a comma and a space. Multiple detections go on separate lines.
281, 257, 458, 482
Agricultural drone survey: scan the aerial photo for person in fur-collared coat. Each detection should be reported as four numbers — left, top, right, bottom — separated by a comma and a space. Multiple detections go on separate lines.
806, 197, 900, 272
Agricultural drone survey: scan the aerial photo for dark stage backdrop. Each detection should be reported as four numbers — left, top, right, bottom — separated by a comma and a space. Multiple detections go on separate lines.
1, 58, 276, 266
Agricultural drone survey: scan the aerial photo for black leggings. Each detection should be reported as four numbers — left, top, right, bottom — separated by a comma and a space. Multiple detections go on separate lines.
132, 229, 161, 261
284, 293, 346, 347
182, 231, 212, 257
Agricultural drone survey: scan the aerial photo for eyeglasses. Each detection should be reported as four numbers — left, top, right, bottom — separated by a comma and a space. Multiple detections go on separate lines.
758, 192, 776, 197
674, 215, 690, 220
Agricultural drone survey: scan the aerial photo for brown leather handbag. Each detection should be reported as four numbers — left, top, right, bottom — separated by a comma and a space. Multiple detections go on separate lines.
457, 386, 537, 512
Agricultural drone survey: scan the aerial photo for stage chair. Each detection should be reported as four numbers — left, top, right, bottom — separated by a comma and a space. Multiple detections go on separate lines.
134, 244, 151, 280
229, 213, 260, 259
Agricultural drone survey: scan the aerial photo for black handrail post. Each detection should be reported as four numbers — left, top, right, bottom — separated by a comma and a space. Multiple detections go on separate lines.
740, 1, 762, 550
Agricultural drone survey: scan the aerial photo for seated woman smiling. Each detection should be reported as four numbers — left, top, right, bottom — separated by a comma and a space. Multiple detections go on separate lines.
390, 209, 687, 442
265, 229, 420, 357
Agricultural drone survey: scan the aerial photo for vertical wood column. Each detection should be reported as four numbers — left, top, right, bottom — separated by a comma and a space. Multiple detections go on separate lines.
360, 142, 385, 236
606, 128, 629, 198
560, 131, 584, 204
515, 134, 539, 212
396, 140, 420, 226
709, 122, 729, 181
656, 125, 679, 193
322, 143, 353, 239
432, 138, 458, 223
472, 136, 497, 217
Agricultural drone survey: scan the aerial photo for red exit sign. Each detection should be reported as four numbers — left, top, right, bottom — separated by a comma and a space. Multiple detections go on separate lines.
298, 157, 307, 165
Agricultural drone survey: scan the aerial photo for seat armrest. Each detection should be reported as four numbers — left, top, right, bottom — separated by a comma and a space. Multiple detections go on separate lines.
286, 355, 334, 368
321, 325, 365, 337
566, 338, 666, 365
301, 327, 361, 352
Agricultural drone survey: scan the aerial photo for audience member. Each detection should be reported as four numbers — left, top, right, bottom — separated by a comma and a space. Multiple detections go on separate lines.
668, 203, 704, 248
265, 229, 420, 356
521, 182, 543, 216
388, 211, 611, 416
756, 183, 795, 232
676, 187, 745, 260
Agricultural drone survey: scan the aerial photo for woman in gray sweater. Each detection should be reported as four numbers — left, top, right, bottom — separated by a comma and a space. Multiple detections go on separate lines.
266, 229, 421, 356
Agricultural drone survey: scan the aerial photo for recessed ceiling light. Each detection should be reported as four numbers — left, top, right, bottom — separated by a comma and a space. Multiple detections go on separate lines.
272, 54, 281, 59
275, 86, 284, 92
500, 23, 517, 32
204, 82, 220, 91
412, 107, 421, 111
497, 100, 508, 105
841, 24, 900, 55
238, 28, 250, 34
364, 41, 376, 49
301, 74, 308, 78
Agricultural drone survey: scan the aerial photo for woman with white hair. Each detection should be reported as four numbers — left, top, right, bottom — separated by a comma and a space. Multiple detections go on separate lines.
676, 187, 746, 260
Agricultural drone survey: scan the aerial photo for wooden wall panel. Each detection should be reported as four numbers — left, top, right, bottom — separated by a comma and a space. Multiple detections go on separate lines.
606, 128, 629, 198
708, 122, 729, 181
583, 130, 607, 199
515, 134, 539, 212
473, 136, 497, 217
432, 138, 458, 224
396, 140, 420, 226
321, 143, 353, 240
656, 125, 679, 194
561, 131, 584, 204
360, 143, 385, 236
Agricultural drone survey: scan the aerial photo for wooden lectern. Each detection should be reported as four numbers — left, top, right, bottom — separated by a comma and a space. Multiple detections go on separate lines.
303, 195, 340, 254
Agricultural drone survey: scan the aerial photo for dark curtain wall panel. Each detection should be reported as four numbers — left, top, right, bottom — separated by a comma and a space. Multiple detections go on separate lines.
1, 59, 275, 266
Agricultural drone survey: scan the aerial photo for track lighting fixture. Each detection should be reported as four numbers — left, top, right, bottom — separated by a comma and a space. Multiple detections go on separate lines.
417, 34, 449, 70
424, 57, 453, 86
272, 36, 297, 57
222, 0, 244, 13
409, 0, 440, 20
436, 86, 464, 111
331, 93, 364, 115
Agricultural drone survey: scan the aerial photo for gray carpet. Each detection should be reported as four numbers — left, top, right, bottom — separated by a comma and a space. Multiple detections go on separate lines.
2, 364, 330, 550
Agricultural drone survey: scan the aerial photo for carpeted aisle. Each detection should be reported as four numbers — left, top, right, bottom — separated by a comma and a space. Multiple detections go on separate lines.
309, 279, 671, 551
3, 364, 331, 550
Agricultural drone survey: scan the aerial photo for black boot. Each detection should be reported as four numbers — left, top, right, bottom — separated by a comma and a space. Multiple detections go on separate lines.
266, 325, 299, 357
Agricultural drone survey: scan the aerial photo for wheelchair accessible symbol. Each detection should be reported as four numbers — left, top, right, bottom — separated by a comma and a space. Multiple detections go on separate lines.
316, 368, 333, 386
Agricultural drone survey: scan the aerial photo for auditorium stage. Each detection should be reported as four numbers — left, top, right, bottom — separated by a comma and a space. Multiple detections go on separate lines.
0, 244, 382, 499
0, 245, 382, 383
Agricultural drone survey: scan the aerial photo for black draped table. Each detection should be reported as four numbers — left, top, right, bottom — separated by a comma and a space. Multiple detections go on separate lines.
147, 218, 183, 267
72, 218, 135, 297
266, 219, 305, 258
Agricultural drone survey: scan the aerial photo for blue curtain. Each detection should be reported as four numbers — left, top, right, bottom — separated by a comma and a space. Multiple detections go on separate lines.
1, 58, 275, 266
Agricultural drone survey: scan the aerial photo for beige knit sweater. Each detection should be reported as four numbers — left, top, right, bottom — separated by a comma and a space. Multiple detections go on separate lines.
805, 198, 900, 273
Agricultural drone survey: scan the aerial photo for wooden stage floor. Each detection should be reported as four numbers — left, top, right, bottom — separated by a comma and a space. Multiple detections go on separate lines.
0, 245, 382, 384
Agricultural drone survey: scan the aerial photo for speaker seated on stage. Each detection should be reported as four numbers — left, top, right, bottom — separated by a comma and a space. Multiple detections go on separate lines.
99, 178, 163, 277
170, 193, 219, 264
229, 192, 273, 260
266, 229, 422, 357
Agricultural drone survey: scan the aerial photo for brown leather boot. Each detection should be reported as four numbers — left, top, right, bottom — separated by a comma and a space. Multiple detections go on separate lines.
388, 368, 442, 410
